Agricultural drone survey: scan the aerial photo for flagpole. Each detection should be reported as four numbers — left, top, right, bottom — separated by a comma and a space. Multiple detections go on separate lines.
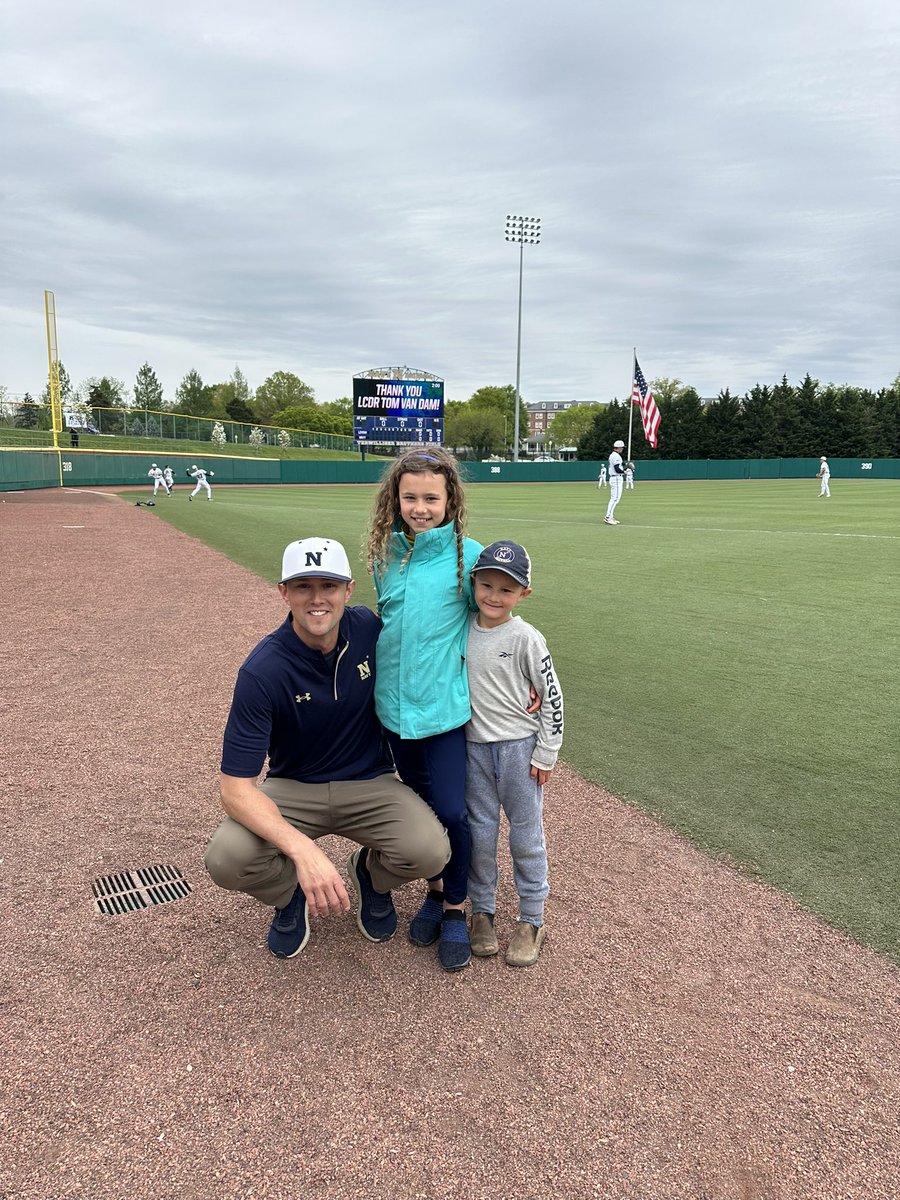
626, 347, 635, 462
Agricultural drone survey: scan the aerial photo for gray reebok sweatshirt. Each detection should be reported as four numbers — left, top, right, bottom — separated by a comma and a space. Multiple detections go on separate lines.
464, 614, 564, 771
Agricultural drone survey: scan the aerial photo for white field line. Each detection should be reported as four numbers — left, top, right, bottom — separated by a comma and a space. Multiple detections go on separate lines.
500, 517, 900, 541
629, 523, 900, 541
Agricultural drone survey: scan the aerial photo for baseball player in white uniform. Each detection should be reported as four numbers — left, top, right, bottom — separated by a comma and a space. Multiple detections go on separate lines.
817, 456, 831, 497
597, 465, 607, 488
188, 465, 214, 501
163, 465, 175, 493
603, 440, 626, 524
148, 463, 170, 496
624, 463, 635, 490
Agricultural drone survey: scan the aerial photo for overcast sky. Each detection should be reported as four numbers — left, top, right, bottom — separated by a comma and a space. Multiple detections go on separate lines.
2, 0, 898, 407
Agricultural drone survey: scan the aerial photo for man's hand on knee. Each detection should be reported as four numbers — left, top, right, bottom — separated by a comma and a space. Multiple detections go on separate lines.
292, 844, 351, 917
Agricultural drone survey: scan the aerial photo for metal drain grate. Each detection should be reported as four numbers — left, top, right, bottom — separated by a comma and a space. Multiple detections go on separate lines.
92, 864, 191, 915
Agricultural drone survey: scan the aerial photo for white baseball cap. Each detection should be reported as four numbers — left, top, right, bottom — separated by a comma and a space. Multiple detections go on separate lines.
613, 440, 625, 448
281, 537, 352, 584
820, 455, 827, 461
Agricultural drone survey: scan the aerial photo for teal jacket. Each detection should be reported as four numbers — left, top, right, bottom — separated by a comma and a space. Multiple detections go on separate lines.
374, 523, 483, 740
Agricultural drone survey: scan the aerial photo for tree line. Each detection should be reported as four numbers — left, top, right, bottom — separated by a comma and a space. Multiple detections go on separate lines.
8, 363, 356, 437
8, 362, 900, 459
579, 374, 900, 461
7, 364, 533, 450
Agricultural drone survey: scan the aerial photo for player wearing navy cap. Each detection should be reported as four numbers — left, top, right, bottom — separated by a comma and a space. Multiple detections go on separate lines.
464, 541, 564, 968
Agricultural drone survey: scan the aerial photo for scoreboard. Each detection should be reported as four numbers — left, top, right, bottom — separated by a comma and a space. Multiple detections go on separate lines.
353, 376, 444, 446
354, 415, 444, 444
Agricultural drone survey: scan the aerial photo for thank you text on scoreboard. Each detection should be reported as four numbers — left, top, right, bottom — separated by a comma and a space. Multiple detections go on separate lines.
353, 377, 445, 444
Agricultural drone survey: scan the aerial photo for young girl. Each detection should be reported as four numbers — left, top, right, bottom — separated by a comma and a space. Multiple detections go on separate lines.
366, 447, 483, 972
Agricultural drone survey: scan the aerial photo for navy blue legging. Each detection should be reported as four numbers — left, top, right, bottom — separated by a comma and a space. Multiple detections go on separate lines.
386, 725, 470, 905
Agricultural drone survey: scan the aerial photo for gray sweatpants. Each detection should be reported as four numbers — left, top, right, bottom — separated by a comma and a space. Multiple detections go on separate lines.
465, 736, 548, 926
204, 774, 450, 910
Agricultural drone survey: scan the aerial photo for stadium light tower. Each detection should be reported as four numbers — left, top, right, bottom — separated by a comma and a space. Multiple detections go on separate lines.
504, 214, 541, 461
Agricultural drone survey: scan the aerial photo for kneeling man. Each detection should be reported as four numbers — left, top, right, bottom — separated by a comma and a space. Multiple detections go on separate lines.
205, 537, 449, 958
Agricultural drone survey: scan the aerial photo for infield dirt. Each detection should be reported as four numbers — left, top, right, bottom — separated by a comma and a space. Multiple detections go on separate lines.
2, 487, 898, 1200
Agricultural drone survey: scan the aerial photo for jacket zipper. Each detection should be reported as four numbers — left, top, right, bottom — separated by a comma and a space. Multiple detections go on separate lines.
333, 641, 348, 700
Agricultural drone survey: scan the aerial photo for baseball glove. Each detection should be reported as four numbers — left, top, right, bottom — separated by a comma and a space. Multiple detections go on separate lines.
186, 468, 192, 476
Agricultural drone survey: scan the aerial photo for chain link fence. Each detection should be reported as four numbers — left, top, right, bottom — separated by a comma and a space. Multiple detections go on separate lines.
0, 399, 356, 453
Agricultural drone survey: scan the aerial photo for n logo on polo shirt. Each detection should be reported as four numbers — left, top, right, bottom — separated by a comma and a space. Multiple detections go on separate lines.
357, 658, 371, 681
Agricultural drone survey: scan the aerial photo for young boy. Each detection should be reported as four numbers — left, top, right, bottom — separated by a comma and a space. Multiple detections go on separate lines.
464, 541, 564, 968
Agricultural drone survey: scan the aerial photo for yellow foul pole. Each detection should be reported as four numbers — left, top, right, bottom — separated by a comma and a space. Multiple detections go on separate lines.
44, 290, 64, 482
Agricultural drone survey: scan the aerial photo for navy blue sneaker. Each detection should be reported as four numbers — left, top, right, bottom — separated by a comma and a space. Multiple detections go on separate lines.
347, 848, 397, 942
267, 885, 310, 959
438, 912, 472, 972
409, 890, 445, 946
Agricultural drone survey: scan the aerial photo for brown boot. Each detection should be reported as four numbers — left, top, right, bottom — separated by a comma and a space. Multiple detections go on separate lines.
505, 921, 546, 968
469, 912, 499, 957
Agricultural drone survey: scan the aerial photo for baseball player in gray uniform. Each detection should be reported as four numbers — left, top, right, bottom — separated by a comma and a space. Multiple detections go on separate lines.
603, 439, 626, 524
464, 541, 563, 968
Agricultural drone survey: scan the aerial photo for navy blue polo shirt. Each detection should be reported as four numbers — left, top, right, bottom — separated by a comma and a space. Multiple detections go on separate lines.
221, 606, 392, 783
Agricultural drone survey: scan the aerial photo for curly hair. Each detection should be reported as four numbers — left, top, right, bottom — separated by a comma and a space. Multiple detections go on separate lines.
365, 446, 469, 593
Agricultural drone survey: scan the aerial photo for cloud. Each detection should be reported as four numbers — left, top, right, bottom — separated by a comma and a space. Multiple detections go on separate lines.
2, 0, 898, 407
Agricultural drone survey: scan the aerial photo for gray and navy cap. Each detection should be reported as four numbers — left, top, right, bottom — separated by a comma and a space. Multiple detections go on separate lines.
472, 541, 532, 588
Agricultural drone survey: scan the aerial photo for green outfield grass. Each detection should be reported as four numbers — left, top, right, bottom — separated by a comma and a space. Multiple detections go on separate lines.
148, 478, 900, 960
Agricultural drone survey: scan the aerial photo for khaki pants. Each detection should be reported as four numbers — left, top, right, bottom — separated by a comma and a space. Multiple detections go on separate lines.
204, 774, 450, 909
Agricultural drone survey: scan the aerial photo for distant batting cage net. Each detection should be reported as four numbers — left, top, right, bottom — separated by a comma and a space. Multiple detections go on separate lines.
0, 399, 356, 455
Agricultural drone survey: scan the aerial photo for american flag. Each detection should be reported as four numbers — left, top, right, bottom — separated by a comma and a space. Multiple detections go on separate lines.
632, 356, 661, 449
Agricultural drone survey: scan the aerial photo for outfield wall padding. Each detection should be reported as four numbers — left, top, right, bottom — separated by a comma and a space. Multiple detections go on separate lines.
2, 449, 899, 491
0, 449, 61, 490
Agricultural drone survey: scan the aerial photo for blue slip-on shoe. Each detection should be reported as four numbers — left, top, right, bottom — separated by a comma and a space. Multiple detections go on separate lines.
408, 890, 445, 946
438, 913, 472, 972
347, 848, 397, 942
267, 885, 310, 959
